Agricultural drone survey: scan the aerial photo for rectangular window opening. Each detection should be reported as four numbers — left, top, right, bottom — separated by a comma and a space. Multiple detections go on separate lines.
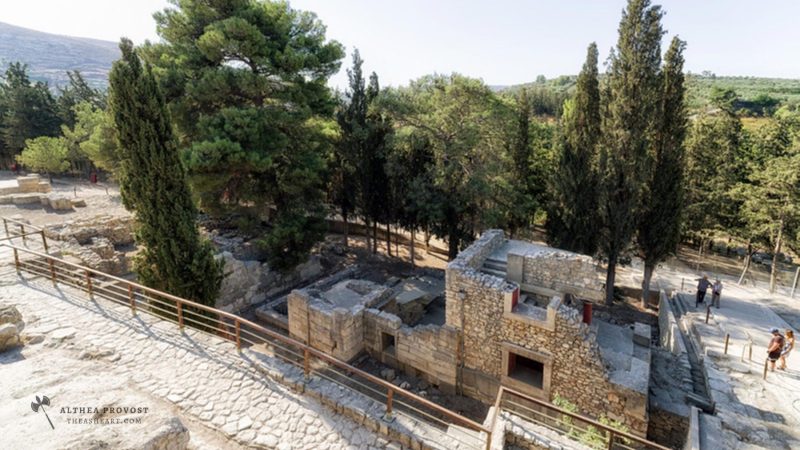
381, 332, 396, 355
508, 353, 544, 390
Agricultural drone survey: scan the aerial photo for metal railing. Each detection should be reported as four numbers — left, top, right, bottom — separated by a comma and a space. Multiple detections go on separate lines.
490, 386, 671, 450
0, 233, 490, 449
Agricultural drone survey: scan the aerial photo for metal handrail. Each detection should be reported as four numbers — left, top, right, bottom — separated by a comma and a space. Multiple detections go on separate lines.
491, 386, 671, 450
2, 240, 491, 447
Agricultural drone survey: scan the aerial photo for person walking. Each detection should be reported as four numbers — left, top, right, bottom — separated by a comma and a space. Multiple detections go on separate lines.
767, 328, 786, 372
695, 274, 712, 308
779, 329, 795, 370
711, 278, 723, 308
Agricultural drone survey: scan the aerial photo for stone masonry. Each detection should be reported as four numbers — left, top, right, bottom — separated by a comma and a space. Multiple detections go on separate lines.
446, 230, 650, 436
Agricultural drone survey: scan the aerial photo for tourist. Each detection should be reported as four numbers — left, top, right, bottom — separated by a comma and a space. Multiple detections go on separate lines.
767, 328, 785, 372
711, 278, 723, 308
779, 329, 795, 370
695, 274, 712, 308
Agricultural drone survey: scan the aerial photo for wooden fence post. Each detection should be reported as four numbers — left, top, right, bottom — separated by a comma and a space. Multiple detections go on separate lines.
13, 248, 20, 273
128, 285, 136, 314
20, 224, 26, 243
2, 219, 8, 237
85, 270, 92, 297
385, 388, 394, 420
235, 320, 241, 351
177, 301, 184, 329
48, 258, 56, 284
724, 334, 730, 355
40, 230, 49, 252
303, 348, 310, 379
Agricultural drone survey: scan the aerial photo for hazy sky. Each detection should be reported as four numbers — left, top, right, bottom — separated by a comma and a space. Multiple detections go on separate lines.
4, 0, 800, 88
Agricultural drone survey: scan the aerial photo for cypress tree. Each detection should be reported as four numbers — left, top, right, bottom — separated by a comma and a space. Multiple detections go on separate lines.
546, 43, 601, 254
109, 39, 223, 307
598, 0, 664, 305
506, 88, 542, 238
638, 37, 687, 306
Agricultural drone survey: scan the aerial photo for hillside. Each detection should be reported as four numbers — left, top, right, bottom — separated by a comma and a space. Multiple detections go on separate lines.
0, 21, 119, 89
501, 74, 800, 116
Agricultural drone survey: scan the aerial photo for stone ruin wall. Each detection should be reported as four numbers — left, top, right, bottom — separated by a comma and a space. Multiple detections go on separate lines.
508, 251, 605, 302
446, 230, 648, 435
287, 285, 459, 391
363, 309, 458, 390
287, 290, 367, 362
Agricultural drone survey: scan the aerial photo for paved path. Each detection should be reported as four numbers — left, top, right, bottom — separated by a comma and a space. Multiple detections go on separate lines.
0, 266, 399, 450
675, 283, 800, 450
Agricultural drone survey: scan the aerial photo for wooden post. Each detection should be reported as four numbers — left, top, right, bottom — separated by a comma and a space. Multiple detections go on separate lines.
763, 358, 769, 380
749, 343, 753, 361
85, 270, 92, 297
705, 305, 711, 324
13, 248, 20, 273
303, 348, 310, 379
20, 224, 26, 243
791, 266, 800, 298
386, 388, 394, 419
40, 230, 49, 252
2, 219, 8, 237
128, 285, 136, 314
48, 258, 56, 284
606, 430, 614, 450
177, 301, 184, 329
235, 320, 241, 351
724, 334, 730, 355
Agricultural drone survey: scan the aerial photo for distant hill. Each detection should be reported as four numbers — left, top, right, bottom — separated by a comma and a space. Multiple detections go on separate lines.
0, 21, 119, 89
499, 74, 800, 115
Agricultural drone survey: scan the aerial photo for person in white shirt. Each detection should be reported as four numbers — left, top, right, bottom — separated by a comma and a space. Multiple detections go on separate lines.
711, 278, 723, 308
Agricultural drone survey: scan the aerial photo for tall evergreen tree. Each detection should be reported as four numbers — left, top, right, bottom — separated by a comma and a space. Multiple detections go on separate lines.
546, 43, 601, 254
638, 37, 687, 306
598, 0, 664, 304
505, 88, 543, 237
0, 63, 61, 164
333, 50, 368, 248
143, 0, 344, 270
109, 39, 223, 307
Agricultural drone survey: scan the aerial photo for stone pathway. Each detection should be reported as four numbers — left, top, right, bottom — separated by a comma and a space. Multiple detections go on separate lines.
676, 286, 800, 450
0, 266, 400, 450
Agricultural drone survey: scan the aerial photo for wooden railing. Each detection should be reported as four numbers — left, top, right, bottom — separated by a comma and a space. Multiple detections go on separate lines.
0, 233, 491, 450
490, 386, 671, 450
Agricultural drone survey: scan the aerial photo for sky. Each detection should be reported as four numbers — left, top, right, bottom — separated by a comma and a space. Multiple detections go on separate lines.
3, 0, 800, 88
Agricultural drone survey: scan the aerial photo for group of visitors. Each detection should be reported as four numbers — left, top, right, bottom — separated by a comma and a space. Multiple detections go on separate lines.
768, 328, 795, 371
695, 274, 723, 308
694, 275, 796, 372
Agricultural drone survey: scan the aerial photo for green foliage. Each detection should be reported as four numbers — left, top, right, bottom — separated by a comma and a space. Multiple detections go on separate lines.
15, 136, 69, 176
638, 37, 688, 300
551, 393, 630, 449
547, 43, 601, 254
0, 63, 62, 163
142, 0, 344, 270
56, 71, 106, 128
380, 74, 514, 258
109, 38, 223, 307
598, 0, 664, 304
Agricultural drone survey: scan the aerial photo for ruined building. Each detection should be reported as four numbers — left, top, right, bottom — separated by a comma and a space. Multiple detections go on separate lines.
285, 230, 652, 436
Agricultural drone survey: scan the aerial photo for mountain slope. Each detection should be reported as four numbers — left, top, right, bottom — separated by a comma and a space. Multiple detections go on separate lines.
0, 21, 119, 89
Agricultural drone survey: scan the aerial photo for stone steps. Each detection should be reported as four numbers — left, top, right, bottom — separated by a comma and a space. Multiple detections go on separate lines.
482, 257, 507, 278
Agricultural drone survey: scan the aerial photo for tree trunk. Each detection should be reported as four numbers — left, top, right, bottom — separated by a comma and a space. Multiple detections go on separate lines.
605, 258, 617, 306
410, 229, 416, 268
641, 263, 654, 309
365, 218, 371, 251
448, 236, 459, 260
386, 222, 392, 256
342, 208, 349, 248
770, 219, 784, 294
737, 240, 752, 285
372, 222, 378, 254
424, 227, 431, 253
395, 225, 399, 255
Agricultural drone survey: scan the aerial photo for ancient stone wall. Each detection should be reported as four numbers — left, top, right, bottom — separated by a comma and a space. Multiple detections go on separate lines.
287, 290, 366, 362
508, 251, 604, 302
446, 230, 649, 436
364, 308, 458, 390
658, 290, 686, 355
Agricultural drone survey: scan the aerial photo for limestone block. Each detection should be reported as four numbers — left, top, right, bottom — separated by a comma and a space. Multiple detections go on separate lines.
0, 323, 20, 352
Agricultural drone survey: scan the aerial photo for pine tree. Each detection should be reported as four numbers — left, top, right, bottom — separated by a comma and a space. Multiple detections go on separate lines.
638, 37, 687, 306
143, 0, 344, 270
598, 0, 664, 304
546, 43, 601, 254
109, 38, 223, 308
